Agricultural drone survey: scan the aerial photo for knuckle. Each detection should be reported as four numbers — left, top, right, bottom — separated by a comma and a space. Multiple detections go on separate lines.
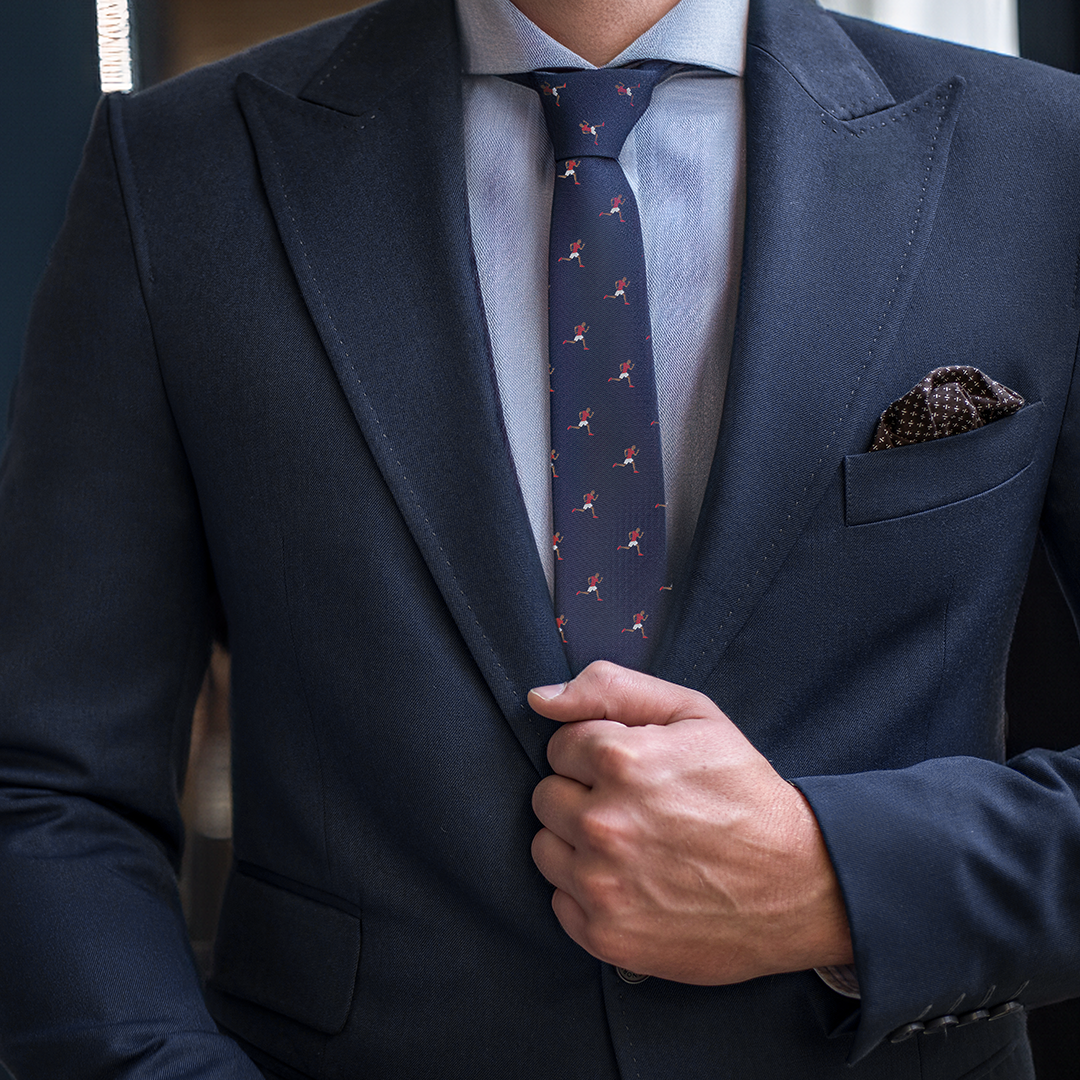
575, 866, 625, 917
584, 659, 621, 683
578, 803, 630, 851
578, 808, 641, 879
529, 826, 549, 863
583, 659, 634, 702
592, 735, 642, 784
531, 775, 556, 817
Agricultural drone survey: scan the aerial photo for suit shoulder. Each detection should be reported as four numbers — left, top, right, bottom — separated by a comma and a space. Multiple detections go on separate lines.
101, 7, 374, 200
831, 12, 1080, 143
832, 12, 1080, 107
117, 8, 363, 137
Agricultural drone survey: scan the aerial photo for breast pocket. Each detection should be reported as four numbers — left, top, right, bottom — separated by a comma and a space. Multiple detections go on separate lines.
843, 401, 1044, 526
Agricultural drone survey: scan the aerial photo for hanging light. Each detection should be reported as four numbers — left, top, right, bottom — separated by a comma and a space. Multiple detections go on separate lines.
97, 0, 134, 93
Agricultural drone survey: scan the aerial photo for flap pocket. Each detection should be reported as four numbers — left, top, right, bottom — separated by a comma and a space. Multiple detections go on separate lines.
210, 868, 361, 1035
843, 401, 1044, 526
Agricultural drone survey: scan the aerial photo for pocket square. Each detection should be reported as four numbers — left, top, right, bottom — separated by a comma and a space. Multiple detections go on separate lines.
870, 365, 1023, 451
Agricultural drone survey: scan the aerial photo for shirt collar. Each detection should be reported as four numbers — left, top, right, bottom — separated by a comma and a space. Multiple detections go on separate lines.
456, 0, 748, 75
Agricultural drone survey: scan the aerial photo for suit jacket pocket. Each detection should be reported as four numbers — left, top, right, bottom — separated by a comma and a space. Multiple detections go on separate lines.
209, 867, 362, 1035
843, 401, 1044, 526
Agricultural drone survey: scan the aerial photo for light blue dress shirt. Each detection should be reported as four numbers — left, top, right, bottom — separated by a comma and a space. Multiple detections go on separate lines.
457, 0, 747, 593
455, 0, 861, 1000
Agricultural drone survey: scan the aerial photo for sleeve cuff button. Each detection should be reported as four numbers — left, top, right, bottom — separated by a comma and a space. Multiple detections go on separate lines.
923, 1015, 959, 1034
889, 1023, 925, 1043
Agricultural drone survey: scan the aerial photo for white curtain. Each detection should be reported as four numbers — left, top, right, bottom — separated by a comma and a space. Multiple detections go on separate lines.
823, 0, 1019, 55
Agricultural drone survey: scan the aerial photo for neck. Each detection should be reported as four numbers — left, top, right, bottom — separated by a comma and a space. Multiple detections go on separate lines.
510, 0, 682, 65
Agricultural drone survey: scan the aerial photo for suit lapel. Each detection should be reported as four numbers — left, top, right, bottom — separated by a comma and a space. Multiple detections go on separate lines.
237, 0, 565, 775
237, 0, 966, 734
656, 0, 964, 684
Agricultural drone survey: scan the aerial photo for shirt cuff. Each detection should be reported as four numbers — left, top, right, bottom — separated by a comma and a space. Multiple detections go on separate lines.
815, 964, 861, 999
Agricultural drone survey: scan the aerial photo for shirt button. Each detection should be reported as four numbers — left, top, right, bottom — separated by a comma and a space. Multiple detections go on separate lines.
616, 967, 650, 984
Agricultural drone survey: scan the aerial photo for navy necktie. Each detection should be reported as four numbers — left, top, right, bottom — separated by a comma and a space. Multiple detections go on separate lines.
524, 64, 675, 673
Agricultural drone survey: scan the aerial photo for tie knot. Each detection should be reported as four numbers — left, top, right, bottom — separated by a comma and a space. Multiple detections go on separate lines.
526, 63, 674, 161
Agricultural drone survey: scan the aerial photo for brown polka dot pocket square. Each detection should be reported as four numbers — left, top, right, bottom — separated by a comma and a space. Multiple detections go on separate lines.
870, 366, 1024, 452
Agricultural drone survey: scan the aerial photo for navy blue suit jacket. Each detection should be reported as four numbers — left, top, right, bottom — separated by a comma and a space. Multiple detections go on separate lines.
2, 0, 1080, 1077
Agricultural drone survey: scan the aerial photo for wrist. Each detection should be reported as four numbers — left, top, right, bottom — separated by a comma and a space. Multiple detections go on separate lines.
778, 783, 855, 971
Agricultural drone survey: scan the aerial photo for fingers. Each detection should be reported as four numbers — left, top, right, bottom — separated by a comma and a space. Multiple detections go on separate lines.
532, 663, 739, 787
544, 718, 630, 786
529, 660, 719, 728
532, 771, 590, 842
531, 822, 574, 890
531, 822, 621, 967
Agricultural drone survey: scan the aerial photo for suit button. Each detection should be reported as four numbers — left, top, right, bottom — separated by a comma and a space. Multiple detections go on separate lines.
923, 1015, 959, 1034
956, 1009, 991, 1027
989, 1001, 1023, 1020
889, 1023, 925, 1043
616, 967, 650, 984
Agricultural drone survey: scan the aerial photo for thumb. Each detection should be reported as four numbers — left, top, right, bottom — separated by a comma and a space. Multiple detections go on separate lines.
528, 660, 720, 727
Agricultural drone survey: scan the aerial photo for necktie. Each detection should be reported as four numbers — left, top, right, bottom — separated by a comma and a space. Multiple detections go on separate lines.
525, 63, 675, 673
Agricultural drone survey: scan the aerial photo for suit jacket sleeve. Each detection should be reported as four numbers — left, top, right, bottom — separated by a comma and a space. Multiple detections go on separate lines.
796, 334, 1080, 1062
0, 96, 262, 1080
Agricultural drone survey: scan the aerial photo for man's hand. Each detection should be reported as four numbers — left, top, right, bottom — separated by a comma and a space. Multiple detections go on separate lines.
527, 661, 854, 984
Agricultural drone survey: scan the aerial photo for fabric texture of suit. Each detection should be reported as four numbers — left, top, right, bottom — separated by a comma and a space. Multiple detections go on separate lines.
1, 0, 1080, 1077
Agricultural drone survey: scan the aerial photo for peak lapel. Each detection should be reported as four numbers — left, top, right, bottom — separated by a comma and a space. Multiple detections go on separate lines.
237, 0, 565, 775
656, 0, 964, 685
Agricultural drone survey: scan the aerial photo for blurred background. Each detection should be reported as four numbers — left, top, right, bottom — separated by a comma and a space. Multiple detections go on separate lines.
7, 0, 1079, 447
1, 2, 1078, 1078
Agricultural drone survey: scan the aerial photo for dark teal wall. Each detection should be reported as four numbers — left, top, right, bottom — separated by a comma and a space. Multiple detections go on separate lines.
0, 4, 96, 1062
1019, 0, 1079, 73
0, 1, 101, 446
1007, 14, 1080, 1080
